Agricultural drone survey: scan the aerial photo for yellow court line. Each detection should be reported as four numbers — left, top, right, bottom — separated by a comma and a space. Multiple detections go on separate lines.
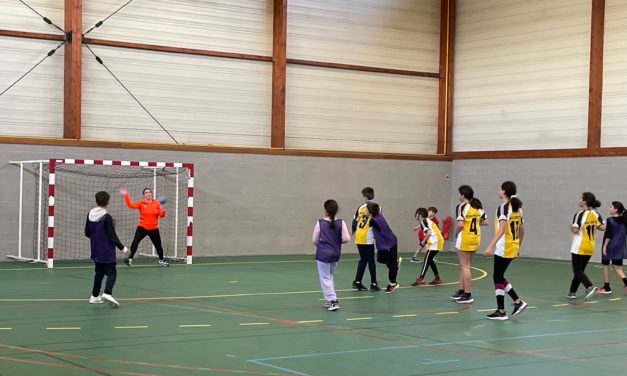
297, 320, 324, 324
553, 304, 570, 307
435, 311, 459, 315
392, 314, 417, 318
178, 324, 211, 328
609, 298, 622, 301
0, 328, 13, 330
585, 301, 599, 304
346, 317, 372, 321
239, 322, 269, 326
476, 309, 495, 312
114, 326, 148, 329
46, 327, 81, 330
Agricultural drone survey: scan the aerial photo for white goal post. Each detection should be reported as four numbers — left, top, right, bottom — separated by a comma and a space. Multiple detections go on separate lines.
8, 158, 194, 268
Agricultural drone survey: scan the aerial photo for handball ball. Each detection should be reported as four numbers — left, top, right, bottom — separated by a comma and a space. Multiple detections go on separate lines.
157, 195, 168, 204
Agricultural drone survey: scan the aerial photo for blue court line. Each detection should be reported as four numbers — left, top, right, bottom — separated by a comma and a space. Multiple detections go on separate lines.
248, 326, 627, 374
247, 359, 310, 376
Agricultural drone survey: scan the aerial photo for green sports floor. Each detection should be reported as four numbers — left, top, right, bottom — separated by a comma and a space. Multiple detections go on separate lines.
1, 253, 626, 376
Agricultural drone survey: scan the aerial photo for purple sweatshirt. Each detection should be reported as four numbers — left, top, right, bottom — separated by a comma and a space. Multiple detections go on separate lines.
369, 213, 398, 251
84, 207, 125, 263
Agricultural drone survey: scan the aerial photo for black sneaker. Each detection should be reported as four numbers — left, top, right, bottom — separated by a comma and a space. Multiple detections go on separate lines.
370, 283, 381, 292
457, 293, 474, 304
352, 281, 368, 291
511, 300, 528, 316
385, 283, 399, 294
450, 289, 464, 301
486, 310, 508, 320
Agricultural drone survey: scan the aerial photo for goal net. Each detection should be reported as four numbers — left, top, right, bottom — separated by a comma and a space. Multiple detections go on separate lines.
9, 159, 194, 268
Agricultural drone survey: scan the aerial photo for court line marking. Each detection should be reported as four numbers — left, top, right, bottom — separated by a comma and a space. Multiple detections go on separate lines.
346, 317, 372, 321
318, 296, 373, 301
610, 298, 622, 301
553, 303, 570, 307
0, 260, 488, 303
297, 320, 324, 324
435, 311, 458, 315
0, 343, 283, 375
240, 322, 270, 326
248, 359, 310, 376
178, 324, 211, 328
392, 314, 417, 318
45, 327, 80, 330
248, 326, 627, 365
0, 328, 13, 330
114, 326, 148, 329
0, 258, 364, 272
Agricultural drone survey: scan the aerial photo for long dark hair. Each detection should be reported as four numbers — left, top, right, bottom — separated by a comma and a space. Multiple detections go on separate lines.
459, 185, 482, 209
502, 181, 522, 212
324, 199, 339, 228
612, 201, 627, 222
582, 192, 601, 209
415, 207, 428, 219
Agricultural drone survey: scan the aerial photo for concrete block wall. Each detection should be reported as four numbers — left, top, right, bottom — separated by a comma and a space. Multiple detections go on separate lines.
452, 157, 626, 261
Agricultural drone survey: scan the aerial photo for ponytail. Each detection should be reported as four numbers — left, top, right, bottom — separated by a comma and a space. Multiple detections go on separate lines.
582, 192, 601, 209
510, 197, 523, 212
469, 198, 483, 210
324, 199, 339, 228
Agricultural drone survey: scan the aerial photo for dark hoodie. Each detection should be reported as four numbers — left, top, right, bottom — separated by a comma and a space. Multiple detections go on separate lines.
603, 215, 627, 260
84, 207, 125, 263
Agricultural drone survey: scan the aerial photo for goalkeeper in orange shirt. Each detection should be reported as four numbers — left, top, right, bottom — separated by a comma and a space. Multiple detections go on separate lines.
120, 187, 169, 267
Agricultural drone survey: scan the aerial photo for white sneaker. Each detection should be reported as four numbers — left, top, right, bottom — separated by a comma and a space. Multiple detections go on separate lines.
327, 300, 340, 311
89, 296, 103, 304
101, 293, 120, 308
584, 286, 598, 301
158, 259, 170, 267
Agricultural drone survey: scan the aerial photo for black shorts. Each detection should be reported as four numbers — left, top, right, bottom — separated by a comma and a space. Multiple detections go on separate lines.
601, 259, 624, 266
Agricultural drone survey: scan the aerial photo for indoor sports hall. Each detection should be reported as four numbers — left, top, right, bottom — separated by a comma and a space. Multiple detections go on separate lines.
1, 1, 627, 375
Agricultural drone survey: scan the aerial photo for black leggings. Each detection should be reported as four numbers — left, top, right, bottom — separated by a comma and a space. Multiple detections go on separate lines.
376, 245, 399, 284
570, 253, 593, 292
354, 244, 377, 284
419, 250, 439, 279
493, 255, 519, 310
92, 262, 117, 296
130, 227, 165, 260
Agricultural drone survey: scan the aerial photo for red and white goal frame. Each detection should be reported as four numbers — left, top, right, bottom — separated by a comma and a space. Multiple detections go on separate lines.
47, 158, 194, 268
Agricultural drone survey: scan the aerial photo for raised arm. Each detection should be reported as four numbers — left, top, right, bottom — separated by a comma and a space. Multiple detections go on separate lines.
120, 189, 141, 209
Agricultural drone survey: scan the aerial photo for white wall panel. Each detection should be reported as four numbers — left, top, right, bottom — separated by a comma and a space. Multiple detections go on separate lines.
0, 0, 64, 34
82, 45, 271, 146
287, 0, 440, 72
285, 65, 438, 154
82, 0, 272, 56
453, 0, 591, 151
0, 37, 63, 137
601, 0, 627, 147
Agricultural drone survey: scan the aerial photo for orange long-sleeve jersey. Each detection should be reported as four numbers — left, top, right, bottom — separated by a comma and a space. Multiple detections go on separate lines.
123, 193, 165, 230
